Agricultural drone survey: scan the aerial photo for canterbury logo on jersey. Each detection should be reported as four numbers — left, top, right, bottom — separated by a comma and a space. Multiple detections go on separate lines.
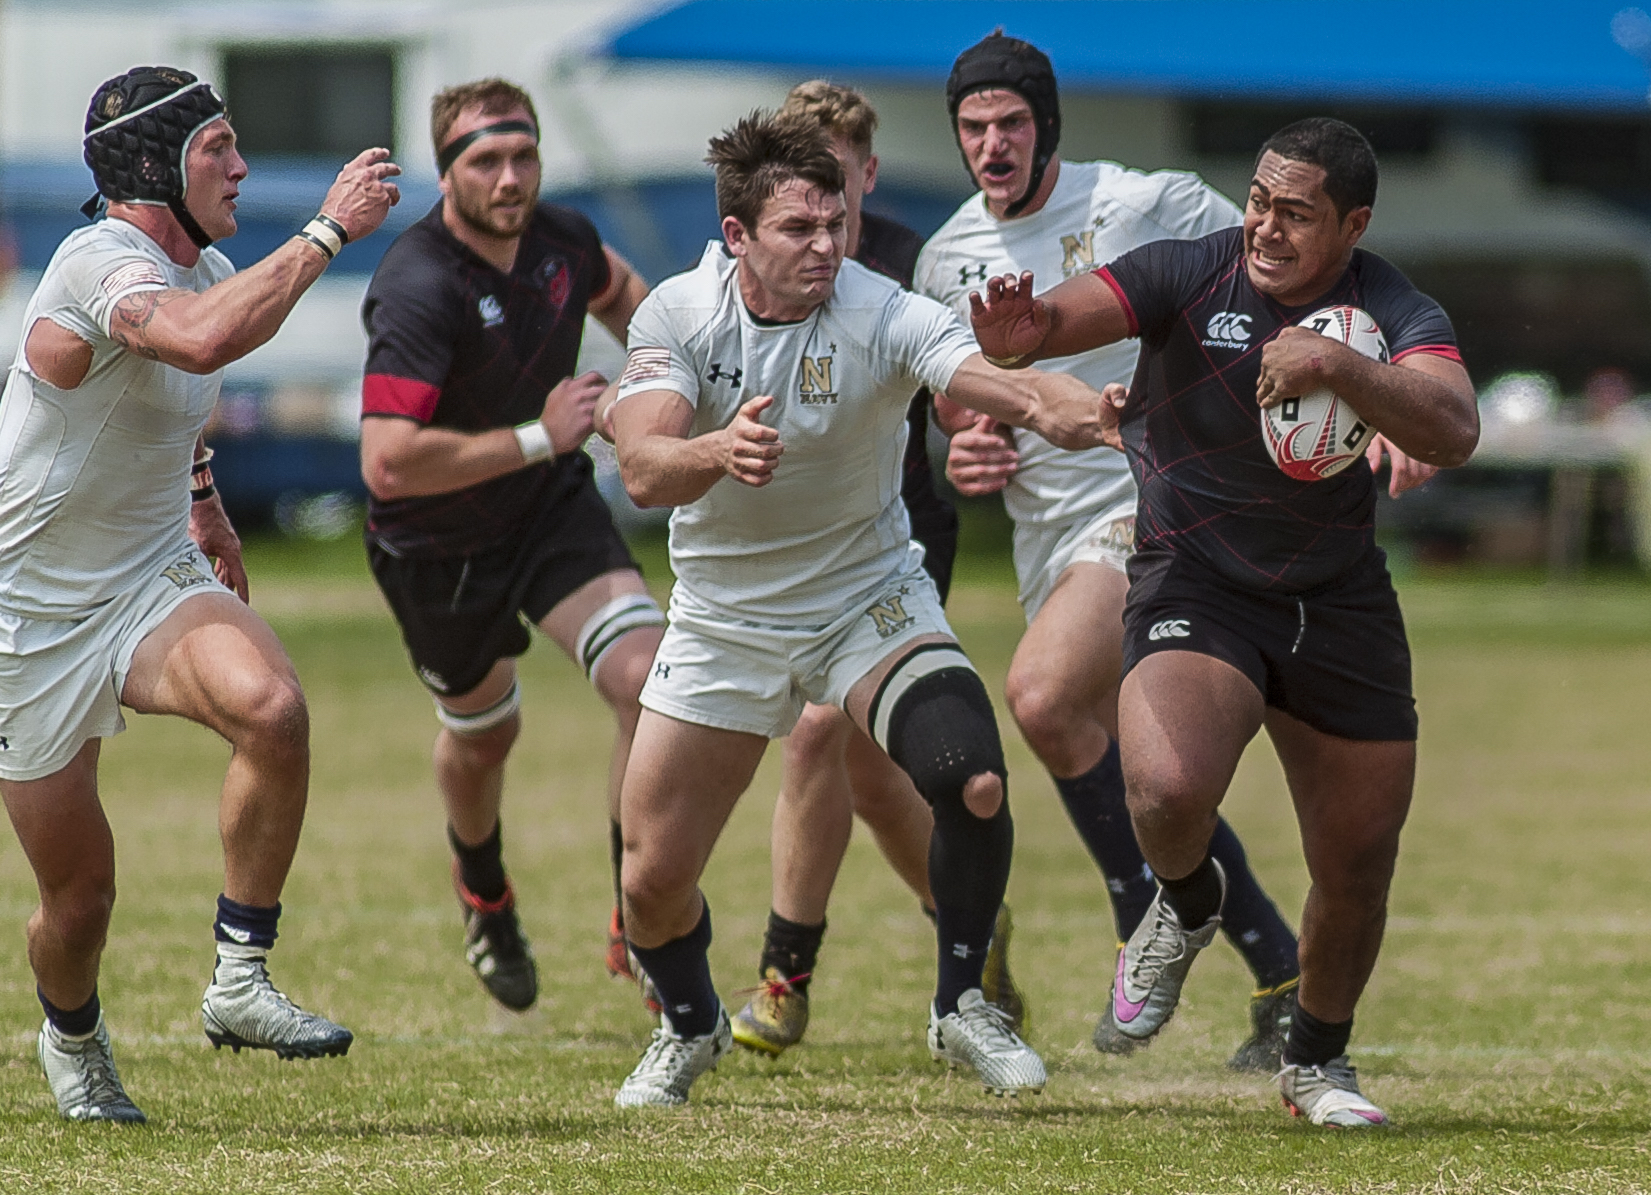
1147, 619, 1191, 641
799, 355, 837, 404
478, 295, 505, 328
1203, 312, 1253, 349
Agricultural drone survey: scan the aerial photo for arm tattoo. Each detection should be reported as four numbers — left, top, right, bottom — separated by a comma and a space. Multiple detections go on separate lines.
110, 288, 190, 360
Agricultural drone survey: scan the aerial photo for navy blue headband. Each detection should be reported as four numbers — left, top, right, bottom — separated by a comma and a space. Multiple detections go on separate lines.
437, 120, 537, 174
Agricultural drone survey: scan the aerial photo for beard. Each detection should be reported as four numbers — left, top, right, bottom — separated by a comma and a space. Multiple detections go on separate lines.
451, 182, 533, 239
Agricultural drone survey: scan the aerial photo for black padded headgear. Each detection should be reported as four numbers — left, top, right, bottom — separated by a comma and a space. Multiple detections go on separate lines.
81, 66, 228, 249
945, 32, 1061, 218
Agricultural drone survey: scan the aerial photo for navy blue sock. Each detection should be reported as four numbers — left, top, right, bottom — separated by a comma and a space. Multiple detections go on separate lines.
931, 795, 1013, 1016
449, 821, 508, 904
39, 987, 101, 1037
1051, 742, 1156, 939
1283, 995, 1352, 1067
1207, 818, 1300, 990
214, 894, 280, 950
629, 902, 718, 1037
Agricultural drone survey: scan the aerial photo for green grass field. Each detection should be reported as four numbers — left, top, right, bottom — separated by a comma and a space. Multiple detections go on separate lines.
2, 529, 1650, 1193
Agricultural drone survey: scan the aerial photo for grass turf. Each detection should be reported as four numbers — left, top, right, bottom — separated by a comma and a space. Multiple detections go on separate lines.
1, 533, 1649, 1193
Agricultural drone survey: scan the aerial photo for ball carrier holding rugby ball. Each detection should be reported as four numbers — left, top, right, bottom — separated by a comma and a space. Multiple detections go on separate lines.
970, 117, 1478, 1127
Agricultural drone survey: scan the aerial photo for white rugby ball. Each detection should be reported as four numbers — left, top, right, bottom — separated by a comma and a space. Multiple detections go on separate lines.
1261, 306, 1388, 481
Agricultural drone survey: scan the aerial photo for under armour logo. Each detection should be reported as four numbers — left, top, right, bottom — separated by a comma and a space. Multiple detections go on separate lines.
707, 363, 742, 387
0, 736, 9, 750
959, 263, 988, 286
951, 943, 973, 959
1147, 619, 1191, 641
654, 662, 671, 679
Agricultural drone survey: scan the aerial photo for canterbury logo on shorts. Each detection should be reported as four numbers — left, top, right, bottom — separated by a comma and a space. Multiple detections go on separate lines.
1147, 618, 1191, 642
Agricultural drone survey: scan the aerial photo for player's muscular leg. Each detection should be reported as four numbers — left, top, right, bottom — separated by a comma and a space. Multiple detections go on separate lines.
621, 712, 767, 948
771, 703, 857, 924
538, 568, 663, 824
122, 594, 309, 907
1266, 711, 1414, 1023
844, 729, 934, 906
0, 741, 114, 1010
1117, 651, 1264, 880
1005, 563, 1126, 777
433, 658, 520, 845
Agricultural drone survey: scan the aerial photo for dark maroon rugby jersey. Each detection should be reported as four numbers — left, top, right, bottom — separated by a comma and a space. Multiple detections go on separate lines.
360, 201, 612, 556
856, 211, 954, 543
1098, 226, 1460, 593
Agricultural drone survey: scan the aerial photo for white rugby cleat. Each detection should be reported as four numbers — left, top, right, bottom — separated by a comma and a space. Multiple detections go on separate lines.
39, 1015, 146, 1124
927, 988, 1046, 1096
615, 1005, 732, 1107
1279, 1055, 1389, 1127
201, 945, 353, 1060
1110, 861, 1224, 1042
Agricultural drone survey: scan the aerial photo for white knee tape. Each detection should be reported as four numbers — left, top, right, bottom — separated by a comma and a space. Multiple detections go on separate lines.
867, 643, 975, 752
435, 680, 521, 736
575, 593, 665, 681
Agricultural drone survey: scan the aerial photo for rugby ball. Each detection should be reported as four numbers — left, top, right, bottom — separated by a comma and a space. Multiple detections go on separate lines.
1261, 306, 1388, 481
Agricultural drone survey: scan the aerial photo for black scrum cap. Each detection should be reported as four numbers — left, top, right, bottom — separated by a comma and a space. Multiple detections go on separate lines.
945, 32, 1061, 218
82, 66, 228, 248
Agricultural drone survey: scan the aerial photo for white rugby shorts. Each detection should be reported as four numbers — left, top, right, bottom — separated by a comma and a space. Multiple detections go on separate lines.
641, 565, 955, 738
1013, 499, 1137, 622
0, 543, 234, 781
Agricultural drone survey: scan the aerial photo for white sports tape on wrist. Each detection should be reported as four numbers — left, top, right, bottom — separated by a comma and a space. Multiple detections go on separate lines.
514, 420, 553, 464
301, 217, 344, 259
575, 593, 666, 681
435, 680, 521, 736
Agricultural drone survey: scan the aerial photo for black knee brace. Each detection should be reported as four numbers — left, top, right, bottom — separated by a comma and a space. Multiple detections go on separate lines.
870, 643, 1014, 925
870, 645, 1006, 804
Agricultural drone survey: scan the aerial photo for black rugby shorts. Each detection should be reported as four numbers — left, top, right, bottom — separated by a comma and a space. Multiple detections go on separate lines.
368, 476, 638, 698
1120, 548, 1417, 742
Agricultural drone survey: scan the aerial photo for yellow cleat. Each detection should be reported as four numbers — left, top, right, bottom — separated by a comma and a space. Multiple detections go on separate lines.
730, 968, 810, 1056
980, 903, 1028, 1035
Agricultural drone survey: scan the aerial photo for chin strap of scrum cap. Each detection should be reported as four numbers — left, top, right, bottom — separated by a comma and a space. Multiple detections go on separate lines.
945, 30, 1062, 218
81, 66, 228, 249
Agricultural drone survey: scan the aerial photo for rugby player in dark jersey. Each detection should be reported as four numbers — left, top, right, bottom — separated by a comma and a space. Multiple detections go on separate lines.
358, 79, 660, 1013
971, 118, 1478, 1126
726, 82, 1026, 1057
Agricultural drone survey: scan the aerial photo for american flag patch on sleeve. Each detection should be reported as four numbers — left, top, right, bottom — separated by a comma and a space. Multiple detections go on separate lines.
99, 261, 168, 296
620, 347, 673, 386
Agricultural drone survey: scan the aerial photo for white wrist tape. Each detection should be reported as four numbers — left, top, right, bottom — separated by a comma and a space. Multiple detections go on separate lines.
514, 420, 553, 464
300, 217, 344, 259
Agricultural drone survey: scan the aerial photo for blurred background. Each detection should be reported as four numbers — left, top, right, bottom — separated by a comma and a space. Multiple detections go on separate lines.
4, 0, 1651, 575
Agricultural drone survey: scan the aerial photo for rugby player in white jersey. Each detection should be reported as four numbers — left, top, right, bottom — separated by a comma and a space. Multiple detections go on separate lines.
597, 112, 1110, 1105
727, 80, 1024, 1059
0, 67, 398, 1122
917, 33, 1309, 1065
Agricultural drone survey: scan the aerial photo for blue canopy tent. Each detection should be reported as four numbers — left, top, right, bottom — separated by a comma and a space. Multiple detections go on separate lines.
607, 0, 1651, 112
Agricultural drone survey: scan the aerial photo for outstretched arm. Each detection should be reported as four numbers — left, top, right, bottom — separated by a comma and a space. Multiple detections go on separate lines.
1257, 332, 1478, 467
109, 149, 401, 373
613, 391, 784, 508
942, 355, 1122, 451
969, 270, 1134, 367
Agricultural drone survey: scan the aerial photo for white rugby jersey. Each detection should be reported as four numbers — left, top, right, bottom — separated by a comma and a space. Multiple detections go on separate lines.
0, 218, 233, 617
617, 243, 977, 624
915, 159, 1240, 528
